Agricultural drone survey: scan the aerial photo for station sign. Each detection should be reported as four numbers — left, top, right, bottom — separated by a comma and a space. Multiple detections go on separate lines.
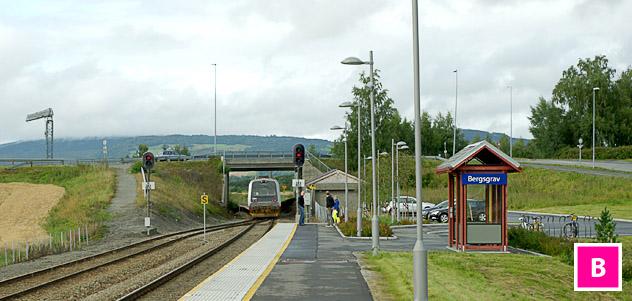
292, 179, 305, 188
462, 173, 507, 185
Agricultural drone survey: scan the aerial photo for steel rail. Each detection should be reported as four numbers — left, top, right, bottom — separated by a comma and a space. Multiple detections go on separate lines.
0, 220, 255, 300
118, 220, 275, 300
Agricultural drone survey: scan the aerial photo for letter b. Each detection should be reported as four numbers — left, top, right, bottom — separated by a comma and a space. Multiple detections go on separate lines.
591, 258, 606, 278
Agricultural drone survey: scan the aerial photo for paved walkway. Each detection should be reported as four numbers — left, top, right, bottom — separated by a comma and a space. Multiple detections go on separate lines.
252, 224, 374, 301
252, 224, 449, 301
105, 164, 145, 239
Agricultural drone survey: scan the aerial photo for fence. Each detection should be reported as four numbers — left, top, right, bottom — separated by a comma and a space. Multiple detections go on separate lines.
0, 158, 136, 169
513, 214, 597, 239
1, 224, 100, 267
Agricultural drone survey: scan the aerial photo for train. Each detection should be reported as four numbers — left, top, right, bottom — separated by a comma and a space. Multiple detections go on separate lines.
247, 178, 281, 218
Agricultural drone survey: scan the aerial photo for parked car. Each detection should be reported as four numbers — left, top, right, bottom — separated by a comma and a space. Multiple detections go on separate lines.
155, 150, 188, 162
382, 196, 434, 214
427, 199, 486, 223
423, 200, 447, 220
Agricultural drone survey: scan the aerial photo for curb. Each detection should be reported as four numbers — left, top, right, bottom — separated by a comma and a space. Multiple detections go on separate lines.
390, 223, 447, 229
333, 224, 398, 240
509, 210, 632, 223
507, 246, 551, 257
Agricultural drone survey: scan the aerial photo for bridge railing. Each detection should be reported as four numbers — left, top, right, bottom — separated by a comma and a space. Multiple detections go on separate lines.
306, 151, 331, 173
193, 152, 293, 160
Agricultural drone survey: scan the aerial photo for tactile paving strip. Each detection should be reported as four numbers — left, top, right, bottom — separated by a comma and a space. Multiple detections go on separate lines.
180, 223, 296, 301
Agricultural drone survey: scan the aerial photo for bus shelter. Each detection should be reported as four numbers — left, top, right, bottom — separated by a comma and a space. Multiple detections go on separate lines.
436, 141, 521, 252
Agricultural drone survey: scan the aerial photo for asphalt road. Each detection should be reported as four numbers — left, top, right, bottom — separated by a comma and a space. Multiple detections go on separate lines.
521, 158, 632, 173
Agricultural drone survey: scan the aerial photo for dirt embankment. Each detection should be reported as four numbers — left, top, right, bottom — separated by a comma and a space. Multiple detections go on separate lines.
0, 183, 65, 244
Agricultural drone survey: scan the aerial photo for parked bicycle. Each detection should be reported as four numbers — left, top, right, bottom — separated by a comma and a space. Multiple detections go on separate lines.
519, 215, 545, 232
563, 213, 579, 239
531, 216, 545, 232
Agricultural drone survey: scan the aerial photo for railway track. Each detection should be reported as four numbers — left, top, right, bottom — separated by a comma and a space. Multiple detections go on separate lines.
0, 219, 270, 300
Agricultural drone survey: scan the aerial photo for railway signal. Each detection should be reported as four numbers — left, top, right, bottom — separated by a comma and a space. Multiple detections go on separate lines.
293, 144, 305, 166
142, 152, 155, 171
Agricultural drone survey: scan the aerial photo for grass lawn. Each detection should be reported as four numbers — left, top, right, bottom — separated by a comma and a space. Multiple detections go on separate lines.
0, 165, 116, 233
134, 159, 229, 220
361, 250, 631, 301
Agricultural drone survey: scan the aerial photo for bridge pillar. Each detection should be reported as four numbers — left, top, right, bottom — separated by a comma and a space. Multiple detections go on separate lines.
223, 172, 230, 207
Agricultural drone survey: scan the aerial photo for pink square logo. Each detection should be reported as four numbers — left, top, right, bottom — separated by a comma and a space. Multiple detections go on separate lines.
574, 243, 622, 291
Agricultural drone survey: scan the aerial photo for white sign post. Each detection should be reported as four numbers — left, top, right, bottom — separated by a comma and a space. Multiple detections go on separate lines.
201, 193, 209, 242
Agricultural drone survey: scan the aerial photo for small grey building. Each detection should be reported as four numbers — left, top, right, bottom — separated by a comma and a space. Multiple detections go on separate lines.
304, 169, 359, 218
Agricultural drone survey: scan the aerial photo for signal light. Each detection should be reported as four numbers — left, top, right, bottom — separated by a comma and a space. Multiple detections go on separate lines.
293, 144, 305, 166
142, 151, 155, 171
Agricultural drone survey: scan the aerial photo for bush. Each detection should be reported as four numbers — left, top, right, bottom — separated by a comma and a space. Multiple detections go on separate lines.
130, 161, 143, 173
338, 217, 393, 237
595, 207, 618, 243
508, 227, 574, 264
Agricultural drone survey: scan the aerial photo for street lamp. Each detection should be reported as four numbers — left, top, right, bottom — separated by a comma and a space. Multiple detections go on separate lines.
508, 85, 513, 157
412, 0, 429, 299
339, 101, 362, 236
453, 69, 458, 156
212, 63, 217, 155
578, 138, 584, 162
396, 142, 408, 222
342, 51, 380, 255
331, 124, 349, 222
592, 87, 600, 168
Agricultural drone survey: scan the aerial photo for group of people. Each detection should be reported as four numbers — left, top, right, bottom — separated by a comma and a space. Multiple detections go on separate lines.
296, 190, 343, 227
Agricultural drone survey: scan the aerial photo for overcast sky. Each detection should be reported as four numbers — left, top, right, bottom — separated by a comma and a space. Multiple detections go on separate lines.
1, 0, 631, 144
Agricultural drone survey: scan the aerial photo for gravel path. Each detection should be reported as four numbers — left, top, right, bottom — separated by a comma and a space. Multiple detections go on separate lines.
14, 226, 248, 301
105, 164, 145, 240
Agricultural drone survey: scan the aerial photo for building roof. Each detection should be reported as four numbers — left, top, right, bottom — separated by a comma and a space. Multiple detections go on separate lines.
435, 140, 521, 174
306, 169, 359, 187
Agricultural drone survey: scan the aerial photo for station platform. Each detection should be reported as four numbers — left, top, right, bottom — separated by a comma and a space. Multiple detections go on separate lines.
180, 223, 296, 301
252, 224, 374, 301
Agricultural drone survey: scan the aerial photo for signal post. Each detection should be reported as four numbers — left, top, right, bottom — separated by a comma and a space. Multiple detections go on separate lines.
141, 152, 156, 235
293, 144, 305, 224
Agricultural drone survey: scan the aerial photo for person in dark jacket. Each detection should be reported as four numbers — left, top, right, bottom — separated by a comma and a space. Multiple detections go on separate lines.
298, 190, 305, 226
325, 191, 335, 226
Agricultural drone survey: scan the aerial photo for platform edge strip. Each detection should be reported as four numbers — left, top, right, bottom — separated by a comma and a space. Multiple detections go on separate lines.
242, 223, 297, 301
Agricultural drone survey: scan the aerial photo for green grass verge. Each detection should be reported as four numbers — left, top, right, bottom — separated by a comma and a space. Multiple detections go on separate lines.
361, 250, 631, 301
134, 159, 229, 220
0, 165, 116, 233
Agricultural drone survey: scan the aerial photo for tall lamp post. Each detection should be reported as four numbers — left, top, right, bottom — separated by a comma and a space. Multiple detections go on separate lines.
331, 124, 350, 222
364, 156, 372, 214
508, 85, 513, 157
412, 0, 428, 299
339, 101, 362, 236
391, 139, 396, 223
211, 63, 218, 155
452, 69, 458, 156
342, 51, 380, 254
592, 87, 600, 168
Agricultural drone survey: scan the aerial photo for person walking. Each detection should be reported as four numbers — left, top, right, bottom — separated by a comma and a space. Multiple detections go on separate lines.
325, 191, 335, 226
298, 190, 306, 226
333, 196, 341, 224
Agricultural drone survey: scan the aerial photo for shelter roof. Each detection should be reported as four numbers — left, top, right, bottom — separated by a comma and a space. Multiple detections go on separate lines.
435, 140, 521, 174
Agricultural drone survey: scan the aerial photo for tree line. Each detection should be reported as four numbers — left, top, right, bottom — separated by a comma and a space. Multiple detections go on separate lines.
529, 55, 632, 157
330, 70, 467, 171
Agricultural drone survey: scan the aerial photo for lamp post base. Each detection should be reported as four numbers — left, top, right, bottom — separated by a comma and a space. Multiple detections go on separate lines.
371, 214, 379, 255
357, 208, 362, 237
413, 240, 428, 301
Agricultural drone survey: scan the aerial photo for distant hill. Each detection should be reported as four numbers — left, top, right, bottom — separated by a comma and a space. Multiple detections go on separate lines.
461, 129, 530, 145
0, 135, 332, 159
